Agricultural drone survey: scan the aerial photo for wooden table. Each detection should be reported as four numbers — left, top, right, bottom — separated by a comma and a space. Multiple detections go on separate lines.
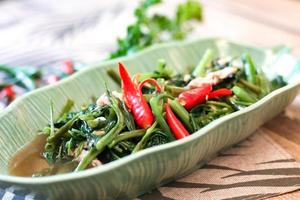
198, 0, 300, 198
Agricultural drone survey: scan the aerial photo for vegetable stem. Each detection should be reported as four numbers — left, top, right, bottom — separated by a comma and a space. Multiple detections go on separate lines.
107, 68, 121, 86
108, 129, 146, 148
75, 96, 124, 171
232, 86, 257, 103
132, 122, 157, 153
206, 101, 232, 109
243, 53, 257, 85
192, 49, 213, 77
257, 74, 271, 96
121, 101, 136, 131
47, 114, 79, 144
169, 99, 193, 132
58, 99, 74, 119
149, 93, 175, 139
239, 79, 261, 95
165, 85, 186, 97
49, 101, 55, 136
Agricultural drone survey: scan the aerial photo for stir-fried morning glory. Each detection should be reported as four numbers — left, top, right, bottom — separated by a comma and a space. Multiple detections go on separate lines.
32, 50, 287, 176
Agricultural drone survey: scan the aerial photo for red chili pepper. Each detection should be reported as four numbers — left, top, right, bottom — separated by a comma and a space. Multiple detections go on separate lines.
118, 63, 154, 128
208, 88, 232, 99
0, 85, 15, 100
165, 103, 190, 139
61, 60, 74, 75
178, 83, 212, 110
138, 78, 161, 93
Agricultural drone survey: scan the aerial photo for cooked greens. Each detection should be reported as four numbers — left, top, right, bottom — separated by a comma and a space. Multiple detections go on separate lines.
33, 51, 286, 176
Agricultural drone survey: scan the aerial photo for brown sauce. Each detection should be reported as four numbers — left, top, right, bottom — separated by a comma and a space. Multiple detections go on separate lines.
8, 134, 77, 177
8, 134, 50, 177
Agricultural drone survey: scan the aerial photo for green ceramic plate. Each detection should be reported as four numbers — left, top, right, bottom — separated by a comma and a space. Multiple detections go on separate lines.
0, 38, 299, 200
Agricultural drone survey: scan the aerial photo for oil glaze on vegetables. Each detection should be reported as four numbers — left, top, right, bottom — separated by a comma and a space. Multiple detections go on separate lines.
9, 50, 287, 177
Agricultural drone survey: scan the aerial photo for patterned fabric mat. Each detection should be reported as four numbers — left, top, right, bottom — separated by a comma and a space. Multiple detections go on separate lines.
137, 130, 300, 200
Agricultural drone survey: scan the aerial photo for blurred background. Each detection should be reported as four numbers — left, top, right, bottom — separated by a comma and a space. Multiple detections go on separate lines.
1, 0, 198, 64
0, 0, 299, 110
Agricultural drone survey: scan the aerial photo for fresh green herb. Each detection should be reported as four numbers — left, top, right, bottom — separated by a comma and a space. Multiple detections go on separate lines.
109, 0, 203, 58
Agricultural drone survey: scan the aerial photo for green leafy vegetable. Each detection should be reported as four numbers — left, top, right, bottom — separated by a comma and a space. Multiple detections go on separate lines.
75, 95, 125, 171
30, 51, 287, 177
